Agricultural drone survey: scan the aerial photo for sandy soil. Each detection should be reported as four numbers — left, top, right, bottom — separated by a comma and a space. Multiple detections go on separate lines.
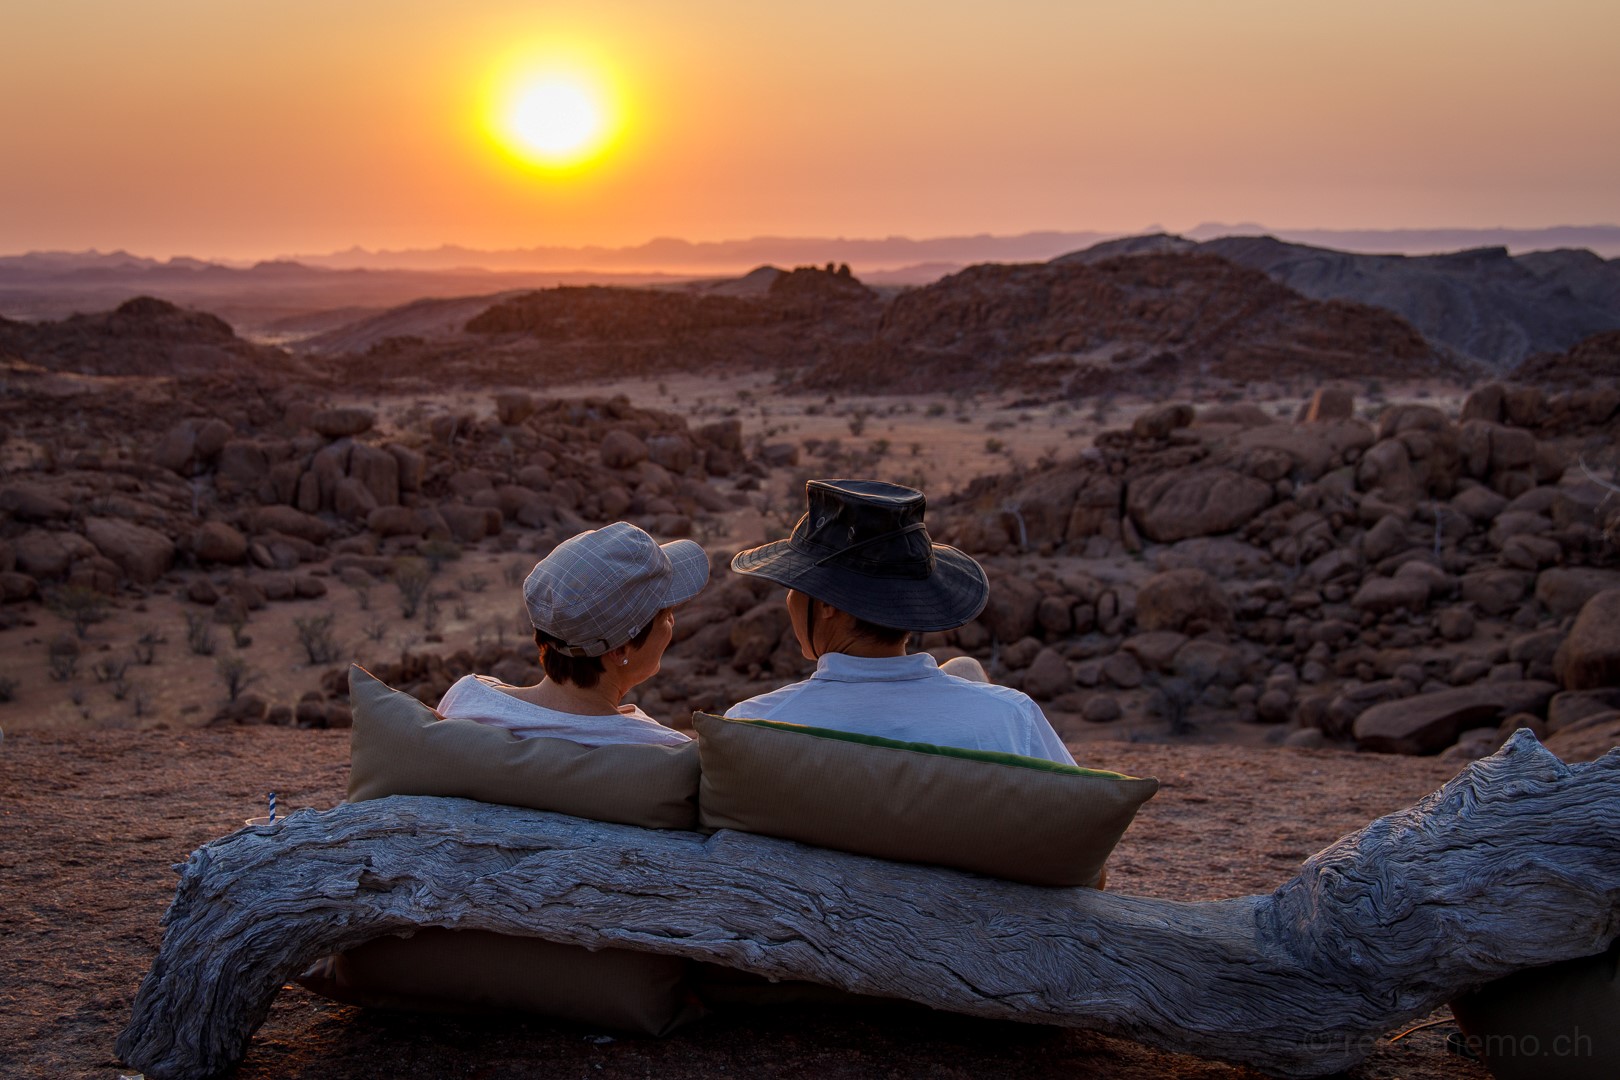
0, 725, 1492, 1080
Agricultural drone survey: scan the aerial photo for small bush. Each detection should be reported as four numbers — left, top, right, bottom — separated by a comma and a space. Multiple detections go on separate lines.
394, 557, 431, 619
184, 612, 216, 657
48, 649, 78, 683
419, 539, 462, 572
131, 626, 163, 666
215, 654, 259, 703
0, 675, 17, 703
48, 585, 109, 639
294, 614, 342, 665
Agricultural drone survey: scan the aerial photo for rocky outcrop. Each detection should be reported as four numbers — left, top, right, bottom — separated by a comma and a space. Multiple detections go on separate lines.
1353, 682, 1558, 754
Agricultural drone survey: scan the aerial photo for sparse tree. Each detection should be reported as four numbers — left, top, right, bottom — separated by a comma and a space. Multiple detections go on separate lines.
394, 557, 431, 619
48, 585, 109, 639
293, 615, 342, 665
184, 613, 216, 657
131, 626, 164, 666
215, 654, 259, 704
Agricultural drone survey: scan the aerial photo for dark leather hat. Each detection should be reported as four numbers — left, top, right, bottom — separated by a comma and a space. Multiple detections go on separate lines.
730, 478, 989, 632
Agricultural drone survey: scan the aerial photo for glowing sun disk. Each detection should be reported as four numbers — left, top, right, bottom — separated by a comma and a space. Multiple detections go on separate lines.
510, 78, 601, 157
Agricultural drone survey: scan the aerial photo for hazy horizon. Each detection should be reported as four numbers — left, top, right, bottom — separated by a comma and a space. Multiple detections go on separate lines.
3, 1, 1617, 262
8, 222, 1620, 276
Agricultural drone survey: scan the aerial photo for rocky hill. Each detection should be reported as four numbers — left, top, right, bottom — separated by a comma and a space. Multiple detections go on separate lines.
1059, 234, 1620, 369
1512, 328, 1620, 388
0, 296, 316, 378
799, 253, 1460, 394
312, 266, 885, 392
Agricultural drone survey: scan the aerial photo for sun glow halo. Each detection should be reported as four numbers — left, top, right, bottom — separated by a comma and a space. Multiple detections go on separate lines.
487, 56, 620, 171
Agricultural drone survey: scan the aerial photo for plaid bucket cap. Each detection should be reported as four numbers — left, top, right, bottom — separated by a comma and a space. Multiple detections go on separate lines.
730, 478, 989, 632
523, 522, 710, 657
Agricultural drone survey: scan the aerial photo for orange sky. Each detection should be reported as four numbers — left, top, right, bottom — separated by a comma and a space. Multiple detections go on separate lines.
2, 0, 1617, 261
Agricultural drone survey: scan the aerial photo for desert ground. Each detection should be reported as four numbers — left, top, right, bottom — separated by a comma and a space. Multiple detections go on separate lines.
6, 724, 1494, 1080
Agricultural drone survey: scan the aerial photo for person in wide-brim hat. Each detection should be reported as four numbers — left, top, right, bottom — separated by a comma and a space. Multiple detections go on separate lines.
725, 479, 1074, 766
731, 477, 989, 637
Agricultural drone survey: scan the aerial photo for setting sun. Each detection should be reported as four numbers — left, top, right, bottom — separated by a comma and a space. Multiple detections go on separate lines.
484, 52, 621, 172
510, 78, 602, 159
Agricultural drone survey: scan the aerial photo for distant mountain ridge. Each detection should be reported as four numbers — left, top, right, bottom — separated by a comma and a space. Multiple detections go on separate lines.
1057, 234, 1620, 369
280, 224, 1620, 272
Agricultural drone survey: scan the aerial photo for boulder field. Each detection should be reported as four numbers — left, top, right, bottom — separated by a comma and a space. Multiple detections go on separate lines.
2, 369, 1617, 762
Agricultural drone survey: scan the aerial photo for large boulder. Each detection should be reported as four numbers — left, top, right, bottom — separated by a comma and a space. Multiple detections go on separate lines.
151, 417, 234, 475
1126, 468, 1273, 543
348, 444, 400, 507
191, 521, 248, 564
1022, 647, 1074, 700
1135, 569, 1233, 634
84, 516, 174, 585
1553, 589, 1620, 691
1459, 569, 1532, 617
1131, 403, 1194, 440
1535, 568, 1620, 619
978, 571, 1043, 643
494, 392, 537, 426
249, 506, 332, 545
1543, 712, 1620, 764
1298, 387, 1354, 422
0, 484, 73, 523
214, 440, 272, 498
1229, 420, 1373, 482
600, 429, 650, 470
1350, 574, 1431, 615
310, 408, 375, 439
1353, 681, 1558, 754
13, 529, 96, 579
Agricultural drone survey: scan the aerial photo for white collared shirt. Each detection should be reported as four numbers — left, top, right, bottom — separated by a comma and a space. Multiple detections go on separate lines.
437, 674, 691, 746
725, 652, 1075, 765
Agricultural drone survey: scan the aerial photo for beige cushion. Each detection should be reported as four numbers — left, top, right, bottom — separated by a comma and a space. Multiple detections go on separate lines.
694, 713, 1158, 887
347, 664, 699, 829
334, 666, 705, 1034
298, 929, 705, 1036
1450, 940, 1618, 1080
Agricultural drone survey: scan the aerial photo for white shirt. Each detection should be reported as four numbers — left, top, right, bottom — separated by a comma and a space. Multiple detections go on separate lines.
437, 674, 691, 747
725, 652, 1075, 765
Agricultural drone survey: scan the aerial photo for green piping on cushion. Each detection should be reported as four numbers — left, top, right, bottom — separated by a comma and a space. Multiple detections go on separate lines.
702, 713, 1142, 780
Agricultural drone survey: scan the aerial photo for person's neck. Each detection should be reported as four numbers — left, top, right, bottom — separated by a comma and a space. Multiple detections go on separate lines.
812, 607, 908, 660
529, 675, 625, 716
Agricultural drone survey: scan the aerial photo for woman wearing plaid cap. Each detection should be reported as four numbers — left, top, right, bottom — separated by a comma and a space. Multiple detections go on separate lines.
436, 522, 709, 745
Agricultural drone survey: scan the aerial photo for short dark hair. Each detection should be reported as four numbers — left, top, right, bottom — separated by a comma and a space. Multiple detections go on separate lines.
851, 616, 911, 648
533, 609, 665, 688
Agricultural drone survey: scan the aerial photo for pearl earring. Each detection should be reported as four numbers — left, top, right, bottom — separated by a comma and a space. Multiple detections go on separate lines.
620, 657, 629, 666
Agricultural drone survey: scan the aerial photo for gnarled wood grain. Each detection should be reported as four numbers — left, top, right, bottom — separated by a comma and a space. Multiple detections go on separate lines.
118, 731, 1620, 1079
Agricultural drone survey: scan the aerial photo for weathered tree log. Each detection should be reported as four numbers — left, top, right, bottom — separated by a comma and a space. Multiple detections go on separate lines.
119, 731, 1620, 1079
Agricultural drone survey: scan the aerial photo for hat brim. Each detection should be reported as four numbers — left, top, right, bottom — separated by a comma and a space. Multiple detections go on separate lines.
730, 538, 988, 633
658, 538, 711, 609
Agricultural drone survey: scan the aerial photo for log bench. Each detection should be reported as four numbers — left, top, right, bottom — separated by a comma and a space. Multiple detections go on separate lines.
117, 731, 1620, 1079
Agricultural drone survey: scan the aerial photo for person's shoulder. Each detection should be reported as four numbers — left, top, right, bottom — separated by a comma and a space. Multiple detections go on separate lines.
936, 673, 1037, 709
725, 676, 813, 719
